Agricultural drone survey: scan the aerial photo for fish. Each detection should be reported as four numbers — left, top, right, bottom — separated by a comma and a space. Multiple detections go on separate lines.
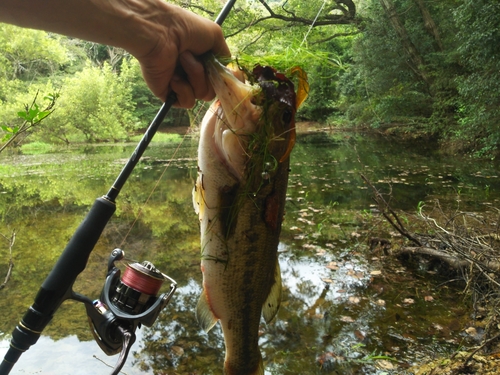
192, 57, 304, 375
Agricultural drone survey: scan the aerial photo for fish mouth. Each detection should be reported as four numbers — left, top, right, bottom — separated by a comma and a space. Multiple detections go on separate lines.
204, 57, 263, 180
204, 57, 297, 181
205, 57, 262, 134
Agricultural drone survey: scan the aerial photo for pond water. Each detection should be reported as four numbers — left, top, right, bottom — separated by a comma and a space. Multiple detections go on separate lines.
0, 129, 499, 375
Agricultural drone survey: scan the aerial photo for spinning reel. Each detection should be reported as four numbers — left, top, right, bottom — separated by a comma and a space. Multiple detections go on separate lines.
84, 249, 176, 375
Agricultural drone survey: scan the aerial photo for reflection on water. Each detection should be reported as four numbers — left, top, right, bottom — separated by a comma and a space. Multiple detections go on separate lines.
0, 334, 145, 375
0, 131, 499, 374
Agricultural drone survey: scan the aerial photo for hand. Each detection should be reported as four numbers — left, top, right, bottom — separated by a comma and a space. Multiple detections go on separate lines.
133, 4, 230, 107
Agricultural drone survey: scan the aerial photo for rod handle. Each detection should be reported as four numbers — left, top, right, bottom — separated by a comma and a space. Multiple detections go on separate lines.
0, 197, 116, 375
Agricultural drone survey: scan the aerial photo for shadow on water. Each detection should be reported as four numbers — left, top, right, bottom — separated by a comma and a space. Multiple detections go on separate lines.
0, 130, 499, 374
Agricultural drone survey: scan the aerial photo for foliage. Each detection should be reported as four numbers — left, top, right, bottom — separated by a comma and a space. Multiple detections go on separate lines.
20, 141, 55, 155
338, 0, 437, 126
39, 63, 138, 143
0, 24, 69, 81
0, 0, 500, 154
120, 58, 162, 123
0, 91, 58, 152
453, 0, 500, 156
337, 0, 500, 155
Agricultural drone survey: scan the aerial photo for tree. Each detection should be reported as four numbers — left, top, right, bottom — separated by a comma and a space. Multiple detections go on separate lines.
378, 0, 430, 87
337, 0, 464, 132
453, 0, 500, 156
0, 24, 68, 81
170, 0, 360, 124
42, 63, 138, 143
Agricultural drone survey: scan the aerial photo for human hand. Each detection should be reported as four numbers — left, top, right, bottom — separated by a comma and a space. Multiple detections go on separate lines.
131, 3, 231, 108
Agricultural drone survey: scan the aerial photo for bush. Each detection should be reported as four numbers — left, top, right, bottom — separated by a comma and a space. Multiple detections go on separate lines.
42, 62, 139, 143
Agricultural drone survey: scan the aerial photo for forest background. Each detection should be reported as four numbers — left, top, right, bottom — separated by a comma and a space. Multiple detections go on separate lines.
0, 0, 499, 157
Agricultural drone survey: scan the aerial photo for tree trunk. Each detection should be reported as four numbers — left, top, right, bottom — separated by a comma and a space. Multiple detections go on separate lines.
413, 0, 444, 52
378, 0, 430, 86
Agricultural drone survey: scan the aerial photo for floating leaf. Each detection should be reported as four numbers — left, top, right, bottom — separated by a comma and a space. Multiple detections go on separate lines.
465, 327, 477, 336
354, 329, 365, 341
432, 323, 444, 331
377, 360, 395, 370
171, 346, 184, 356
348, 296, 361, 304
340, 315, 355, 323
326, 262, 339, 270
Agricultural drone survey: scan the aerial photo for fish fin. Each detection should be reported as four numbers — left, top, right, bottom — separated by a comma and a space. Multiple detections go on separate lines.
192, 186, 199, 215
196, 289, 218, 332
192, 178, 205, 218
262, 261, 282, 323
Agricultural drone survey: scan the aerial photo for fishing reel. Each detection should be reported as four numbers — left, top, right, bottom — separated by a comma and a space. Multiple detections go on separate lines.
84, 248, 177, 375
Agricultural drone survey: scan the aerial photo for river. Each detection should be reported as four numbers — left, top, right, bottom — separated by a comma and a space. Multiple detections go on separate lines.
0, 129, 499, 374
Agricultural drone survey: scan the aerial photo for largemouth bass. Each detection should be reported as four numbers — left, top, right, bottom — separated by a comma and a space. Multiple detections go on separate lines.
192, 58, 302, 375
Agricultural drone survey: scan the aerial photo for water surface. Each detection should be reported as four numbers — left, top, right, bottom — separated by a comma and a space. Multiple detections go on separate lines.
0, 131, 499, 374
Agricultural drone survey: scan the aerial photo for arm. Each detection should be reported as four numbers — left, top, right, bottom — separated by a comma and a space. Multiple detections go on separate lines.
0, 0, 230, 107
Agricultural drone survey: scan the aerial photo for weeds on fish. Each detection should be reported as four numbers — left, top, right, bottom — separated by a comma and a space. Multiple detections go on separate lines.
198, 59, 304, 244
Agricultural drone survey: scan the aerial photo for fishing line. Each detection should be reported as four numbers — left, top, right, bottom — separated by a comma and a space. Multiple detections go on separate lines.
118, 104, 208, 249
299, 0, 327, 47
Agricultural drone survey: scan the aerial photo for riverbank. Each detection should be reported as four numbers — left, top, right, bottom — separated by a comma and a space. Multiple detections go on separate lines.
360, 172, 500, 375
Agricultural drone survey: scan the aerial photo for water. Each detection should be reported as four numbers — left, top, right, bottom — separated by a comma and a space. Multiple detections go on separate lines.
0, 130, 499, 374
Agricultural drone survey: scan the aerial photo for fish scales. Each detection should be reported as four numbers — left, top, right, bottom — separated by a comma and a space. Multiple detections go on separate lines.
193, 58, 298, 375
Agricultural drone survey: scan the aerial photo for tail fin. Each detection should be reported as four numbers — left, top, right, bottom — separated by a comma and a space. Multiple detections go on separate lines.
224, 357, 264, 375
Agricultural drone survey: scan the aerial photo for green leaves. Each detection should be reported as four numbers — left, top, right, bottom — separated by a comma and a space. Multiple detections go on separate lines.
0, 91, 58, 152
17, 103, 51, 124
0, 125, 19, 142
45, 63, 138, 143
0, 24, 69, 79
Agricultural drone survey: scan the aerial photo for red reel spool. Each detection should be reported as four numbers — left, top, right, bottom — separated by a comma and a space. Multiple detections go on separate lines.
121, 262, 164, 296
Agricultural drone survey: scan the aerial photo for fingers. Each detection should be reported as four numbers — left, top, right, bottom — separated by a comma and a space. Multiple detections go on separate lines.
136, 5, 231, 107
170, 74, 195, 108
180, 51, 215, 101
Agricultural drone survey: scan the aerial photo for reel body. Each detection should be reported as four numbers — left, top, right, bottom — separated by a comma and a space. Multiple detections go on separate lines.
84, 249, 177, 372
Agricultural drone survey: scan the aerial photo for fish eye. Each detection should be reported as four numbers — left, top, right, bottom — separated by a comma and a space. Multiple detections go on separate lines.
282, 108, 293, 125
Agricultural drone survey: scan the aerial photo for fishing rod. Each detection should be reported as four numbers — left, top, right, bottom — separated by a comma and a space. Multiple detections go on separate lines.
0, 1, 236, 374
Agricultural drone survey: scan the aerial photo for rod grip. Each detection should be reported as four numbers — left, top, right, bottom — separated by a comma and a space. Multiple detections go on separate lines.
0, 197, 116, 375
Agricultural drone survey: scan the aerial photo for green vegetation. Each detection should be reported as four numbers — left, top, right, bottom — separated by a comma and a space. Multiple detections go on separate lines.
0, 0, 499, 156
337, 0, 500, 157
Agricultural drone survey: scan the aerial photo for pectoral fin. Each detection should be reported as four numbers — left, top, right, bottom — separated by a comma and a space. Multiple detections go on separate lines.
192, 177, 205, 219
196, 289, 219, 332
262, 261, 282, 323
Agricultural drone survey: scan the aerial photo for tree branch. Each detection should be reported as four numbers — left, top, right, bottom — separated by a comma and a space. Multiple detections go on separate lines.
257, 0, 356, 26
225, 0, 358, 39
361, 174, 422, 246
1, 231, 15, 290
311, 30, 361, 45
